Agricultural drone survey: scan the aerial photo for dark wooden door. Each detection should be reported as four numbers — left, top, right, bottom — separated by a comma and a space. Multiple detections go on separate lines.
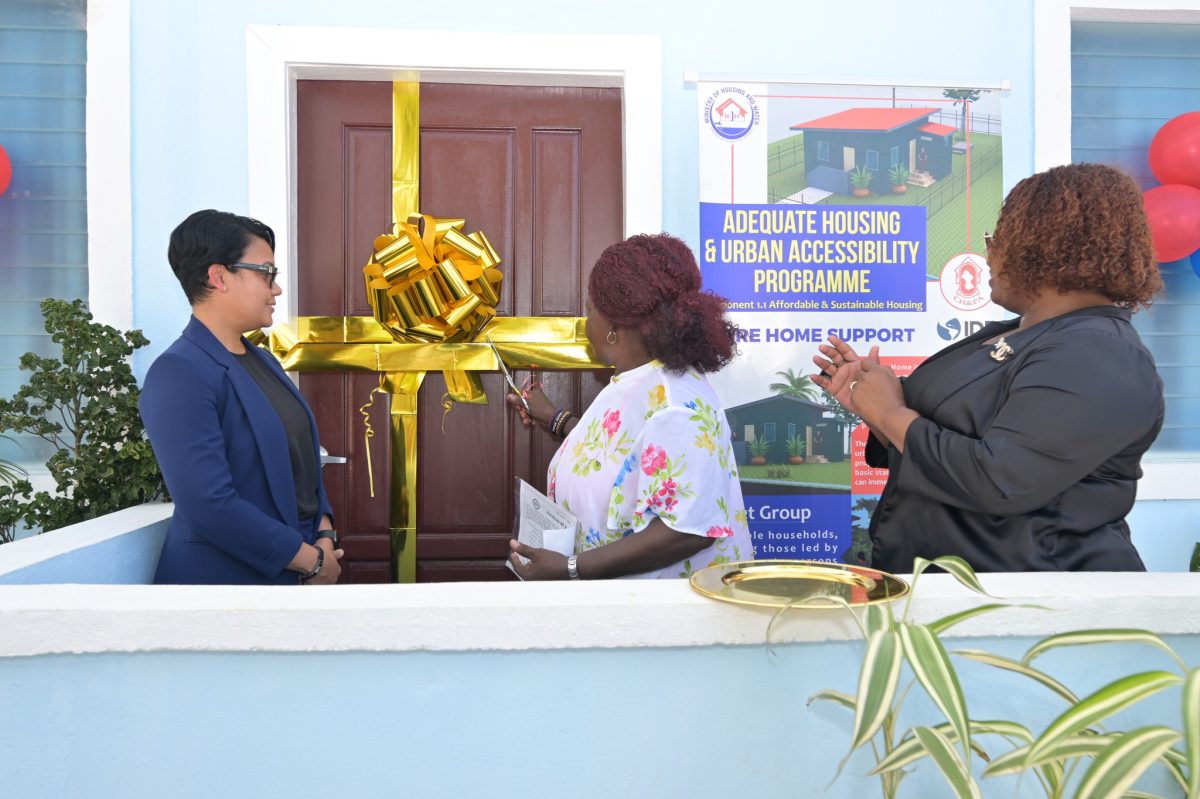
296, 80, 623, 582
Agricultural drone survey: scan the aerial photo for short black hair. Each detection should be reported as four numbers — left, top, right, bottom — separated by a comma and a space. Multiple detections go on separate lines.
167, 210, 276, 305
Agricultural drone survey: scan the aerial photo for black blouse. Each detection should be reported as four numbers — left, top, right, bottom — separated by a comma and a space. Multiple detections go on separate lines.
235, 350, 320, 521
865, 305, 1161, 573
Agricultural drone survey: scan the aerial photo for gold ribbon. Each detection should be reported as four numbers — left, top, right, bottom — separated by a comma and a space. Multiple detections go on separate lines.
266, 314, 600, 582
363, 213, 503, 347
267, 80, 602, 583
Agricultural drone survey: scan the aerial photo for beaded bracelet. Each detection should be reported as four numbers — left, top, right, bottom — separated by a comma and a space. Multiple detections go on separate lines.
550, 409, 573, 439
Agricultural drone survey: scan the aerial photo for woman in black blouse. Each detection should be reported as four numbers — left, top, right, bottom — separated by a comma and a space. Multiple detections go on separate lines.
813, 164, 1165, 573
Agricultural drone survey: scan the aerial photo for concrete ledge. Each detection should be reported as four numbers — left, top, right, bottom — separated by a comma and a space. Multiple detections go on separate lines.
0, 503, 172, 585
1, 571, 1197, 657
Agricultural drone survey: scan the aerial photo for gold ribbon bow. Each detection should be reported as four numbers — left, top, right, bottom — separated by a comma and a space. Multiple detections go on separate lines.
363, 213, 502, 345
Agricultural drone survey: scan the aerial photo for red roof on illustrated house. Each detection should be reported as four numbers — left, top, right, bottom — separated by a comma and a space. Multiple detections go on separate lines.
919, 122, 957, 137
715, 97, 747, 118
790, 107, 939, 133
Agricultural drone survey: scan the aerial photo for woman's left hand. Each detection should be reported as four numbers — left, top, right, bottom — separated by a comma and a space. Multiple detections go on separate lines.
848, 356, 904, 420
849, 358, 919, 452
508, 539, 568, 580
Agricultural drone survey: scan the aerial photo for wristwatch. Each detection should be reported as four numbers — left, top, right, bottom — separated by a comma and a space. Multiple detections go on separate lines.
316, 528, 339, 548
566, 554, 580, 580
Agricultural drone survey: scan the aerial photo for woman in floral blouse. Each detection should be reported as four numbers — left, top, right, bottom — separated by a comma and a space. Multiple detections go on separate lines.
507, 234, 752, 579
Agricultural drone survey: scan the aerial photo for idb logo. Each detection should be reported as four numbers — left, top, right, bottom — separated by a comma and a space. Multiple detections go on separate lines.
936, 319, 961, 341
937, 318, 996, 341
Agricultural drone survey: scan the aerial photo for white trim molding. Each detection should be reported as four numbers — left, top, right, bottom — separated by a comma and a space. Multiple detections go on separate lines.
683, 71, 1011, 92
85, 0, 132, 332
1033, 0, 1200, 171
244, 25, 663, 323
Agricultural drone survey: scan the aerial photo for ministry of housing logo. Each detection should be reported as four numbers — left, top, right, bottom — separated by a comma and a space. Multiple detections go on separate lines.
704, 86, 759, 141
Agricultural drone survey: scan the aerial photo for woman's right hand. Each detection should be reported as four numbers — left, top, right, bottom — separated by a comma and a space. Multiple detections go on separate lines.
811, 335, 880, 416
308, 540, 344, 585
290, 542, 343, 585
506, 386, 556, 431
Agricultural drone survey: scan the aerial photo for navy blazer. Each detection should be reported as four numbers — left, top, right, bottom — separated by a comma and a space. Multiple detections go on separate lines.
140, 317, 334, 584
866, 306, 1161, 573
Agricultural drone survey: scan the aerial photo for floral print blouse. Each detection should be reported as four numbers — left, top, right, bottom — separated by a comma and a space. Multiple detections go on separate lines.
547, 360, 752, 579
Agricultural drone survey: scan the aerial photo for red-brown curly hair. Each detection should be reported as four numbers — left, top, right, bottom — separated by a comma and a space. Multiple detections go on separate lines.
989, 163, 1163, 309
588, 234, 736, 373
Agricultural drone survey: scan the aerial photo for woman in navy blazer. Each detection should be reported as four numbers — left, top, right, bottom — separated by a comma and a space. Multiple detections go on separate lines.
813, 164, 1165, 573
140, 210, 343, 585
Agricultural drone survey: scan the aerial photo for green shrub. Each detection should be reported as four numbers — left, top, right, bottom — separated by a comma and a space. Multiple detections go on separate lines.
0, 298, 166, 537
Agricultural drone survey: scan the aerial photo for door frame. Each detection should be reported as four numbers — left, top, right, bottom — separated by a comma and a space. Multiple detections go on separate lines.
245, 25, 662, 322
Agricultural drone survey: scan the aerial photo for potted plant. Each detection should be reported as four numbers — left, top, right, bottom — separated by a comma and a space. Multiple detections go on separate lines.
748, 437, 771, 465
849, 165, 873, 197
804, 556, 1200, 799
889, 163, 910, 194
785, 434, 806, 465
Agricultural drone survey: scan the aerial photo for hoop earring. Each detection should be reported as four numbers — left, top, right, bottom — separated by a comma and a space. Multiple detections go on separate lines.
606, 330, 618, 345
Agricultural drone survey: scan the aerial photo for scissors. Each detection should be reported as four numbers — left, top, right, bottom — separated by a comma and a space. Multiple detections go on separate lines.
486, 335, 530, 413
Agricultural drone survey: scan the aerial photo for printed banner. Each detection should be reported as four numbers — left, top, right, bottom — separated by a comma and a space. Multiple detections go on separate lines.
698, 80, 1007, 567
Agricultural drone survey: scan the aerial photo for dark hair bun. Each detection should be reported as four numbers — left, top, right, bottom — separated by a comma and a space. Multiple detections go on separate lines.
589, 234, 736, 373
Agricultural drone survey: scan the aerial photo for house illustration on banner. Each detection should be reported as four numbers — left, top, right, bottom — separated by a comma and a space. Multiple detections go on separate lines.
715, 97, 748, 125
789, 107, 956, 197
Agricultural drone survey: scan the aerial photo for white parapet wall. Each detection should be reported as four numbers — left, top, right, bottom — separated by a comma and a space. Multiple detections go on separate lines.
1, 507, 1198, 798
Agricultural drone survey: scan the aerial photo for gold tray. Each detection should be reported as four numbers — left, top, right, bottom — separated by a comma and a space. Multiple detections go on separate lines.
689, 559, 909, 608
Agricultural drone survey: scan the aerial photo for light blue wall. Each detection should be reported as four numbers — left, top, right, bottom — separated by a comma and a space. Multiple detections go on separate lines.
0, 520, 166, 584
124, 0, 1200, 570
2, 635, 1195, 798
127, 0, 1036, 373
1130, 499, 1200, 571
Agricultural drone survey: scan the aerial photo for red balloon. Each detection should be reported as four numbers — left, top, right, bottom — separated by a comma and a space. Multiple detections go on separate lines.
1143, 184, 1200, 263
0, 144, 11, 195
1149, 112, 1200, 189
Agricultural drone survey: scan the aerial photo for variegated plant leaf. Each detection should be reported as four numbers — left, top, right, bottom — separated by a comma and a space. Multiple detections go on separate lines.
849, 628, 903, 752
864, 602, 892, 636
954, 648, 1079, 704
1023, 629, 1187, 673
899, 621, 972, 765
870, 719, 1025, 775
928, 603, 1023, 636
911, 555, 993, 597
1074, 726, 1181, 799
807, 689, 856, 712
768, 592, 862, 647
912, 725, 983, 799
1026, 672, 1183, 764
985, 734, 1119, 776
1184, 668, 1200, 799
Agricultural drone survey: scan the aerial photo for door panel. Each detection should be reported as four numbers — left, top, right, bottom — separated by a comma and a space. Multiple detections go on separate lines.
296, 80, 622, 582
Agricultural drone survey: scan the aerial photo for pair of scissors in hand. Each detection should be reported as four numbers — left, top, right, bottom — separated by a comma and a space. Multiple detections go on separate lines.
486, 335, 531, 413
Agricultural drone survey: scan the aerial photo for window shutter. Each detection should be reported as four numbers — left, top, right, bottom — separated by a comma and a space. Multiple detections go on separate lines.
1072, 20, 1200, 457
0, 0, 88, 468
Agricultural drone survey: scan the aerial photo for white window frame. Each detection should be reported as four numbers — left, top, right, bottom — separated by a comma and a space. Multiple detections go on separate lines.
1034, 0, 1200, 500
86, 0, 132, 334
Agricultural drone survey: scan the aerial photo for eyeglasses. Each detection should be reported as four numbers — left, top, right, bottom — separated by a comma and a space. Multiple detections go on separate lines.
228, 261, 279, 287
983, 232, 995, 252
